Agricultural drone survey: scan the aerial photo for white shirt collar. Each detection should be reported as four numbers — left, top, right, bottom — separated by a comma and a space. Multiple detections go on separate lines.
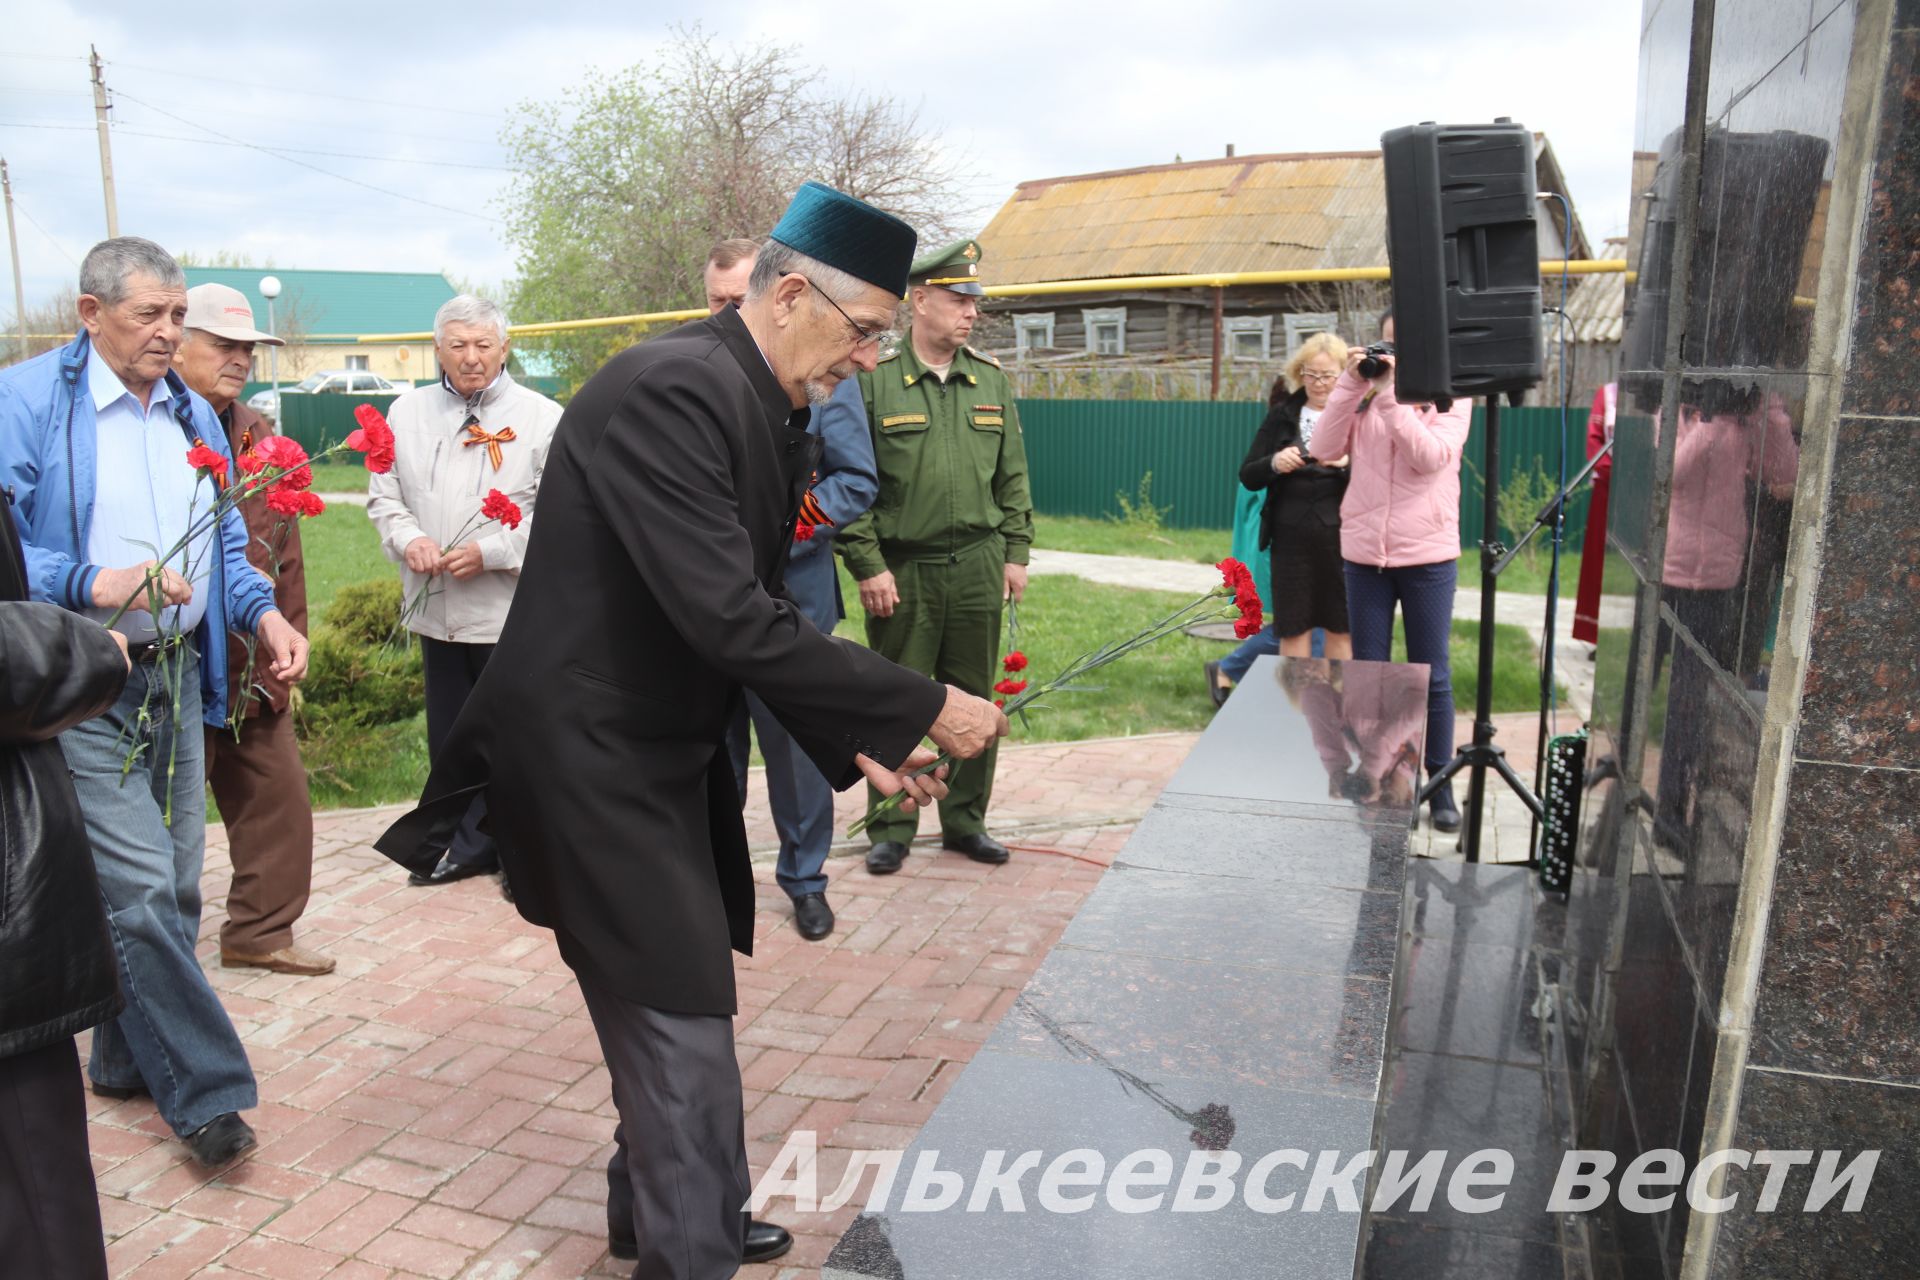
88, 348, 173, 415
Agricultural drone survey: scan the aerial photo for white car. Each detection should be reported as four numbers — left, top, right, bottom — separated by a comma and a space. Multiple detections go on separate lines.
247, 370, 402, 421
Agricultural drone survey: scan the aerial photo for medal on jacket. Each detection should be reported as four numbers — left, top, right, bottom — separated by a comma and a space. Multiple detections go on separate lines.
461, 413, 518, 471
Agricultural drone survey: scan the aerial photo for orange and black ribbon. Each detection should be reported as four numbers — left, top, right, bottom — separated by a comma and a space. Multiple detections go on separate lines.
462, 419, 517, 471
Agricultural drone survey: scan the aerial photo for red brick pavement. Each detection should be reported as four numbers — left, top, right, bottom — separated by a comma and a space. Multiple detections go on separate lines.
83, 733, 1194, 1279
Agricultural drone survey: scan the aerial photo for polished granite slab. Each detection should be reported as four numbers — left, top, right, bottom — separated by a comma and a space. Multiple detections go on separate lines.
823, 658, 1421, 1280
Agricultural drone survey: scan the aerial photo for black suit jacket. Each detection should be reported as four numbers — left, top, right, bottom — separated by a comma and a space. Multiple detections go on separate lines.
1239, 389, 1350, 545
376, 309, 946, 1015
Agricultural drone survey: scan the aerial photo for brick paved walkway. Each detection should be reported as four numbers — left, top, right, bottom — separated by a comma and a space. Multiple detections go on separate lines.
85, 733, 1195, 1279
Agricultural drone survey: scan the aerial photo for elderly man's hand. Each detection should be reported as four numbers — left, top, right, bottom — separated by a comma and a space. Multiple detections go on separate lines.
855, 747, 949, 814
858, 571, 900, 618
256, 611, 309, 685
928, 684, 1008, 759
404, 536, 442, 575
1003, 563, 1027, 603
91, 561, 192, 613
106, 627, 130, 670
439, 543, 485, 580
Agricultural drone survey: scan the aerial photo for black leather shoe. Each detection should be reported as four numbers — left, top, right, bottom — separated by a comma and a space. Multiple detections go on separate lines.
187, 1112, 256, 1167
792, 892, 834, 941
407, 854, 496, 887
866, 840, 908, 875
499, 872, 515, 903
1204, 659, 1231, 708
91, 1079, 148, 1100
608, 1224, 637, 1261
944, 832, 1010, 865
745, 1218, 794, 1264
1430, 783, 1462, 834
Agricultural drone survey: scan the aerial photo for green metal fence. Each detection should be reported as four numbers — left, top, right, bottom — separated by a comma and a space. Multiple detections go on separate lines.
278, 394, 403, 453
1017, 399, 1592, 549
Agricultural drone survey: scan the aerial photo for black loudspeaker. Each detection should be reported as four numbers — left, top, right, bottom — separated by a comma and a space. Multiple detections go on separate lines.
1620, 125, 1827, 411
1381, 120, 1543, 401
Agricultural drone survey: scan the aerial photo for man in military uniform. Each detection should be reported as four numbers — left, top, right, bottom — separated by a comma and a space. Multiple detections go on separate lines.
837, 239, 1034, 874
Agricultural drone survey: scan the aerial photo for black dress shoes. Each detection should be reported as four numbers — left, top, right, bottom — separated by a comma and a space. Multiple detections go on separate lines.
744, 1218, 794, 1263
792, 892, 834, 941
407, 854, 497, 887
607, 1216, 793, 1265
1203, 659, 1231, 708
187, 1112, 257, 1167
944, 832, 1010, 864
866, 840, 908, 875
1429, 783, 1462, 834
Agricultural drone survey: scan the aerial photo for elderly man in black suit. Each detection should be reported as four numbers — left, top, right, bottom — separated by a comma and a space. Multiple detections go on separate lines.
378, 184, 1005, 1278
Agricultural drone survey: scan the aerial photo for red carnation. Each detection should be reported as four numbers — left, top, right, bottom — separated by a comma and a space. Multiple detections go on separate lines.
347, 404, 396, 474
266, 488, 305, 517
994, 698, 1005, 708
185, 444, 228, 485
1002, 650, 1027, 673
1233, 613, 1264, 639
993, 678, 1028, 696
236, 450, 267, 477
480, 489, 523, 530
1216, 557, 1253, 592
297, 491, 326, 518
794, 524, 815, 542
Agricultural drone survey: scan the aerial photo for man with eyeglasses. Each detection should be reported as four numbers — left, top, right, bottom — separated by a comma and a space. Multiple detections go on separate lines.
368, 295, 563, 892
375, 184, 1006, 1277
837, 238, 1035, 875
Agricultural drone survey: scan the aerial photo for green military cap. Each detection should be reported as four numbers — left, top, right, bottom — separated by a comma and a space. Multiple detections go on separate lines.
910, 238, 985, 295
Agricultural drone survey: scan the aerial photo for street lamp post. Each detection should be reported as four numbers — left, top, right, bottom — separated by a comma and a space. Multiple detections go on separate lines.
258, 275, 281, 418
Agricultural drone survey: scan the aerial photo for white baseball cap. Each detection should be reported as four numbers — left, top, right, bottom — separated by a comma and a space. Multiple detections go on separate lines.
184, 283, 284, 345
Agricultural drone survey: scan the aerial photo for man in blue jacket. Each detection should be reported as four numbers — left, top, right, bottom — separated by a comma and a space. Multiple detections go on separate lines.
710, 240, 880, 942
0, 237, 310, 1167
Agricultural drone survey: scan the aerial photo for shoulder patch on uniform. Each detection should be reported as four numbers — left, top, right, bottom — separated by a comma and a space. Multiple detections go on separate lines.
964, 344, 1002, 368
876, 349, 902, 364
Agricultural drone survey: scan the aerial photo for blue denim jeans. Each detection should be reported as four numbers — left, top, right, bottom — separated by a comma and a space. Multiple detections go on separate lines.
60, 651, 257, 1137
1219, 625, 1325, 681
727, 692, 833, 900
1344, 559, 1458, 777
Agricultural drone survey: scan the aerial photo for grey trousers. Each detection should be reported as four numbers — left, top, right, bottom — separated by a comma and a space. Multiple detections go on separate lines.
576, 969, 750, 1279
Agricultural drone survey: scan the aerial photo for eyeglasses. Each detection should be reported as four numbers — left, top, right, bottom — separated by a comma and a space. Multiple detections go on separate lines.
1300, 370, 1341, 384
809, 280, 900, 358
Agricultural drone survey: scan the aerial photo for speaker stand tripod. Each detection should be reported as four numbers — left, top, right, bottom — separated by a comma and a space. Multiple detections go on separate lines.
1417, 395, 1547, 861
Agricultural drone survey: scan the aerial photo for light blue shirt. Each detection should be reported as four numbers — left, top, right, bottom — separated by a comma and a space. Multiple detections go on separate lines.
84, 357, 215, 641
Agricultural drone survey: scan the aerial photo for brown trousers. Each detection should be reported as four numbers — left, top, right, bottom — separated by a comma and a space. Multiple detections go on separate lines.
204, 708, 314, 953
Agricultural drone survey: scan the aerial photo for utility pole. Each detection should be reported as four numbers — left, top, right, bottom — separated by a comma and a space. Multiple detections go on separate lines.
89, 46, 119, 237
2, 159, 24, 365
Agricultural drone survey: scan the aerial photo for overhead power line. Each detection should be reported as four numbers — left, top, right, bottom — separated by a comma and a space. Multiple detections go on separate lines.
0, 120, 512, 171
109, 89, 500, 225
107, 60, 502, 120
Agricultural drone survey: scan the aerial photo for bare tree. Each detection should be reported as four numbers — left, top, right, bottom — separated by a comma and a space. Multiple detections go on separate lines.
2, 286, 80, 366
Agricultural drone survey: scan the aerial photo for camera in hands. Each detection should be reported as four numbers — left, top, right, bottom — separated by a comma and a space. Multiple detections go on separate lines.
1357, 342, 1396, 380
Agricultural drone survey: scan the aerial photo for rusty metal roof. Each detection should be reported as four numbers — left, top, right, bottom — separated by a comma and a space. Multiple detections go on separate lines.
978, 139, 1588, 285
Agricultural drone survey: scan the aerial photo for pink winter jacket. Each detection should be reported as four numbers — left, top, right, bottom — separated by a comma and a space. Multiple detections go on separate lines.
1661, 398, 1799, 591
1312, 371, 1474, 568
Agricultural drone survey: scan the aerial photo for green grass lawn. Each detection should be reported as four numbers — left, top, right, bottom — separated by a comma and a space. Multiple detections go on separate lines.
308, 457, 374, 494
289, 511, 1557, 809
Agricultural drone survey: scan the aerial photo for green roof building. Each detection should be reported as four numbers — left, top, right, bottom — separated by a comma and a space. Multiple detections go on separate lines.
183, 267, 457, 385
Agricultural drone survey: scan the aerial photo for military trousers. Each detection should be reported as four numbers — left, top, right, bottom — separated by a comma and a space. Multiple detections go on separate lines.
862, 537, 1003, 844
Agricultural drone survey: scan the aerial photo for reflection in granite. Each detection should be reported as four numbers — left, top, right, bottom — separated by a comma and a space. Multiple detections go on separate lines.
1124, 797, 1407, 890
822, 1051, 1378, 1280
1066, 863, 1401, 981
1707, 1068, 1920, 1280
990, 949, 1389, 1099
1582, 1052, 1671, 1277
1404, 858, 1569, 954
1703, 0, 1852, 123
1750, 762, 1920, 1080
1362, 1219, 1568, 1280
1667, 1005, 1720, 1279
1612, 857, 1701, 1159
1394, 939, 1545, 1068
1607, 410, 1660, 574
1659, 672, 1759, 1011
1797, 418, 1920, 768
1374, 1050, 1568, 1246
1842, 25, 1920, 416
1160, 656, 1428, 828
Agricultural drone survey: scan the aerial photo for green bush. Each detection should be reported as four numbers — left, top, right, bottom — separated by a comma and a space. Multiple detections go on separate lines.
295, 580, 424, 734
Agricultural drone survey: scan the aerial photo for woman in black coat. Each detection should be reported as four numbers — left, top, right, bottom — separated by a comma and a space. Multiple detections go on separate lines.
1240, 330, 1354, 658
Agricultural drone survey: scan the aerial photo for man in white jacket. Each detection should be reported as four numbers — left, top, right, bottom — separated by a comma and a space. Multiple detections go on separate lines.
367, 295, 562, 888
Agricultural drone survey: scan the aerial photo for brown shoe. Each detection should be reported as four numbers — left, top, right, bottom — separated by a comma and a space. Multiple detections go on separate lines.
220, 943, 337, 976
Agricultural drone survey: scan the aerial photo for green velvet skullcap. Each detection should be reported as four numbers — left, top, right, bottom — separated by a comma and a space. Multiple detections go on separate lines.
767, 182, 917, 297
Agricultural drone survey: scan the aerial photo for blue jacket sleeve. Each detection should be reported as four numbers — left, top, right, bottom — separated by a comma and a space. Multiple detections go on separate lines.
796, 379, 878, 564
198, 399, 275, 633
0, 381, 102, 610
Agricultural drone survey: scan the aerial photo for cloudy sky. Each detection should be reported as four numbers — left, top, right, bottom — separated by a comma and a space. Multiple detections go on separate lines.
3, 0, 1640, 322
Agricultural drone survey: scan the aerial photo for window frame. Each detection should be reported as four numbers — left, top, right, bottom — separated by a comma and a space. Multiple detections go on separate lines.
1223, 315, 1274, 361
1081, 306, 1128, 356
1013, 313, 1056, 355
1283, 312, 1339, 359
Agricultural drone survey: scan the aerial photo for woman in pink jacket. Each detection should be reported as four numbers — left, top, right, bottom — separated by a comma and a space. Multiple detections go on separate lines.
1309, 313, 1474, 832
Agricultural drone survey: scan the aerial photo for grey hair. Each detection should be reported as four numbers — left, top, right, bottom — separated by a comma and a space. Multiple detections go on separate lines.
434, 294, 509, 344
745, 240, 866, 305
79, 237, 184, 304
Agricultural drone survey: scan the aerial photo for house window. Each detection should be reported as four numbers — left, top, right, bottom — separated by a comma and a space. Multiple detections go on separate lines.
1224, 316, 1273, 361
345, 354, 370, 371
1283, 312, 1339, 358
1014, 313, 1055, 354
1082, 307, 1127, 356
